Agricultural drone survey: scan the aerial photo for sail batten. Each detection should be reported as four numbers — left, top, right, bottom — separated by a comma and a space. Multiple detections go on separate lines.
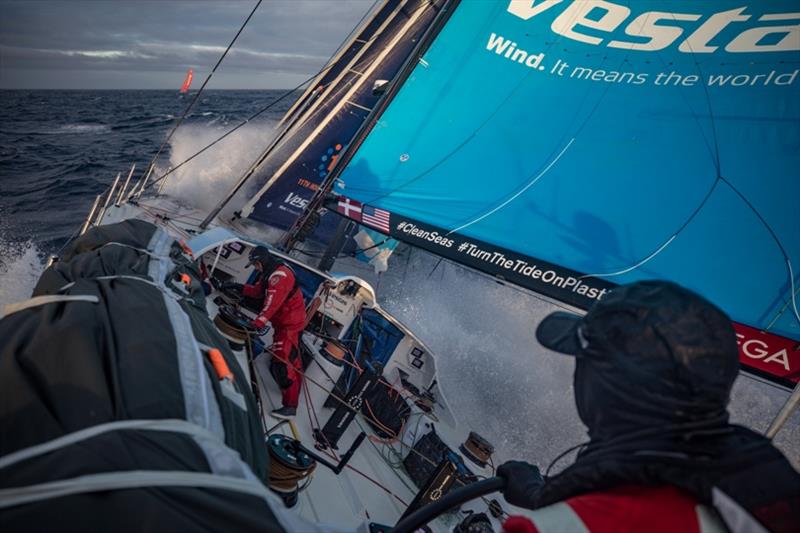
331, 1, 800, 387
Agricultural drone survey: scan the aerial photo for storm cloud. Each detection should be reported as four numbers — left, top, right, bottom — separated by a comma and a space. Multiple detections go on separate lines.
0, 0, 374, 89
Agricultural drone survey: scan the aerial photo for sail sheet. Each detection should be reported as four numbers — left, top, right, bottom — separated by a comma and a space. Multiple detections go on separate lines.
332, 1, 800, 386
241, 0, 444, 238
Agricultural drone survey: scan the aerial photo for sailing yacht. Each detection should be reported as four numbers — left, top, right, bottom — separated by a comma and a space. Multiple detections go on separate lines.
1, 1, 798, 531
179, 68, 194, 94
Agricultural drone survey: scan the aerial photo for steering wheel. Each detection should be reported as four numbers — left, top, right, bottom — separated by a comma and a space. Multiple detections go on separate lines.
391, 477, 506, 533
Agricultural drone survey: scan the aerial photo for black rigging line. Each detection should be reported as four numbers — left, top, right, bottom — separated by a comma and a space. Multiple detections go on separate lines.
142, 85, 305, 193
142, 0, 382, 194
140, 0, 263, 184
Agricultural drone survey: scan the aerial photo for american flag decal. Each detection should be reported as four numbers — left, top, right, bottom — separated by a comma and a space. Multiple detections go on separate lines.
362, 205, 391, 233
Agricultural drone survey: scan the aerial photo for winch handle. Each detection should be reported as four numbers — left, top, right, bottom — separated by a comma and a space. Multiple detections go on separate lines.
391, 476, 506, 533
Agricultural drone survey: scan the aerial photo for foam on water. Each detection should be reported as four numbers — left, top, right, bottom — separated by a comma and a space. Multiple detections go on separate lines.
371, 251, 800, 470
373, 252, 585, 469
53, 124, 111, 134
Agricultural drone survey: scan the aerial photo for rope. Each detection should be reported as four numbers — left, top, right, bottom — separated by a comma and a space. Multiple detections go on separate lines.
140, 0, 263, 184
267, 447, 316, 493
252, 336, 505, 518
142, 0, 383, 195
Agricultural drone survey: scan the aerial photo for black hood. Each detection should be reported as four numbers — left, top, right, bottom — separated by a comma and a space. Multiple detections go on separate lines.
538, 281, 739, 440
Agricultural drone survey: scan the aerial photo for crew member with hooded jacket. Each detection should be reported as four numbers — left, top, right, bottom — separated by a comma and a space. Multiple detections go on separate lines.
241, 246, 306, 419
499, 281, 800, 533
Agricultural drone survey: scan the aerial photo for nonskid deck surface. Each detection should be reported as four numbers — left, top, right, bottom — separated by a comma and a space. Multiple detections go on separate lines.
247, 337, 499, 530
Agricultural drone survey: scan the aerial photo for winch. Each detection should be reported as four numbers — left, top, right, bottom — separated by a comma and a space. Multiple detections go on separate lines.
266, 434, 317, 508
213, 304, 252, 350
459, 432, 494, 469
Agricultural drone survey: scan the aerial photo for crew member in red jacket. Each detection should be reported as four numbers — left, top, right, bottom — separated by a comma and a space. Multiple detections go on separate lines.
242, 246, 306, 419
498, 281, 799, 533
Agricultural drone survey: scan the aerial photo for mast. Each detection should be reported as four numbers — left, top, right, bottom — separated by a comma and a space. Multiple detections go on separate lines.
239, 0, 443, 232
199, 0, 400, 230
283, 0, 460, 252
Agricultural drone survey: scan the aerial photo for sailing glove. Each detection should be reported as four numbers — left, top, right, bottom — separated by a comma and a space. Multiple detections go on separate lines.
248, 317, 269, 336
497, 460, 544, 509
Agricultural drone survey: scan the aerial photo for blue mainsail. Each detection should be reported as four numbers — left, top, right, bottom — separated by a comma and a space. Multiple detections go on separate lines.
331, 1, 800, 384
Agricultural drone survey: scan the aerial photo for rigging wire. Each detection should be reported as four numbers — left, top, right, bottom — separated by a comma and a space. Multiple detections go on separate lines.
142, 0, 390, 198
141, 0, 263, 183
142, 86, 309, 193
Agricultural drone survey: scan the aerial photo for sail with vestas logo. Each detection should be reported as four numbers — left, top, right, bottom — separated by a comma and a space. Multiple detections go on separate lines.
323, 0, 800, 388
240, 0, 445, 242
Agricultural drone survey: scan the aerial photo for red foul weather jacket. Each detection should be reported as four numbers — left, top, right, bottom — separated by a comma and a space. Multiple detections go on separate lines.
243, 265, 305, 333
503, 486, 726, 533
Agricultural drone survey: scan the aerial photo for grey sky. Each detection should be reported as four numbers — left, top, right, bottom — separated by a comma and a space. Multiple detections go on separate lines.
0, 0, 375, 89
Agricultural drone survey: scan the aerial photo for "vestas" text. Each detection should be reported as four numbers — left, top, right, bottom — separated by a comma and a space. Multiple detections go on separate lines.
507, 1, 799, 53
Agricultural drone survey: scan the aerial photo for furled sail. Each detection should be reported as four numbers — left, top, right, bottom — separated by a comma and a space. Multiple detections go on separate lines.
179, 68, 193, 93
328, 1, 800, 387
240, 0, 444, 238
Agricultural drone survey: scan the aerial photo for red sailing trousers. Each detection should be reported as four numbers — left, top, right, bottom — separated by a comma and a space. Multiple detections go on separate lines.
271, 327, 303, 408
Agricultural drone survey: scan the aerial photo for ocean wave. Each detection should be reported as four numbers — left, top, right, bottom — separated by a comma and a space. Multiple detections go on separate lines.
0, 146, 18, 161
53, 124, 112, 134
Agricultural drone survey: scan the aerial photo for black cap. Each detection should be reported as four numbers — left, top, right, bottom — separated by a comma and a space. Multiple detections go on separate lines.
246, 245, 273, 268
536, 280, 739, 398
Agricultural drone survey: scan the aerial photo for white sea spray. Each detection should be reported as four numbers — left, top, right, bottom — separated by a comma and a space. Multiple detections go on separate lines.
157, 121, 278, 217
361, 249, 800, 471
0, 238, 46, 308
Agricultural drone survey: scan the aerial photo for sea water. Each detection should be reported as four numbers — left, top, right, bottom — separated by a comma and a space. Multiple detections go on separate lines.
1, 90, 797, 470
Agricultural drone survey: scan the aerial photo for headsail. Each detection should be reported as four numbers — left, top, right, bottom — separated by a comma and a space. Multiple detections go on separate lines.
327, 1, 800, 387
179, 68, 193, 93
240, 0, 445, 240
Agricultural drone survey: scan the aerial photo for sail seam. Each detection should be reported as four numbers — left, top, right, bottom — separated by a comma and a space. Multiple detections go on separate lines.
447, 137, 575, 236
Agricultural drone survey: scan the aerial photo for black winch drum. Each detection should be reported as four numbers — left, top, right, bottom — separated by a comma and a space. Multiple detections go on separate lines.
213, 305, 250, 350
